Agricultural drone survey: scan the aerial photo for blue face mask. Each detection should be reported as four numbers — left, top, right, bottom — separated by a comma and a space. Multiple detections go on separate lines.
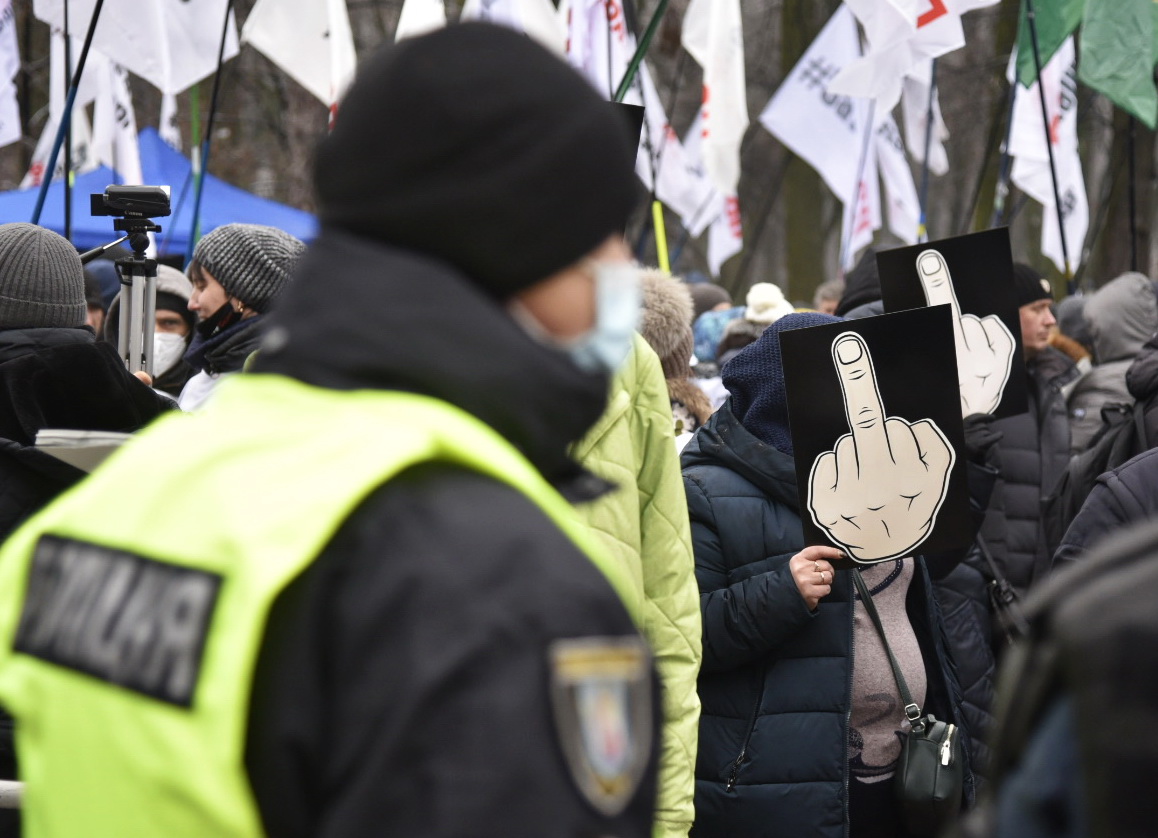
510, 261, 642, 376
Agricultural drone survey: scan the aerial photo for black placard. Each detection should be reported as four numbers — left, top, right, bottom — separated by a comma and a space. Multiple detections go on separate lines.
781, 307, 971, 569
877, 227, 1028, 418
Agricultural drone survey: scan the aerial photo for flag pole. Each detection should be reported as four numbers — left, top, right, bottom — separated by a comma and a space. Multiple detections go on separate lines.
31, 0, 105, 226
989, 73, 1017, 228
916, 59, 938, 243
63, 1, 72, 240
1024, 0, 1073, 294
613, 0, 670, 104
185, 0, 235, 266
1129, 115, 1138, 272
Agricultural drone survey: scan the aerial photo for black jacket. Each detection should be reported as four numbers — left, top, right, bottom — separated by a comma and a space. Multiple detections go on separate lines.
680, 403, 970, 838
980, 348, 1078, 596
1053, 447, 1158, 566
0, 328, 174, 541
245, 231, 658, 838
1126, 331, 1158, 445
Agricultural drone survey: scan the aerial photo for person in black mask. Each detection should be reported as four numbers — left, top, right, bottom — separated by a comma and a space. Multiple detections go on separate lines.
178, 223, 305, 410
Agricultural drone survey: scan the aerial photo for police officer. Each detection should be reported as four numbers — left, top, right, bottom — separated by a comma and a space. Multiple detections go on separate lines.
0, 24, 657, 838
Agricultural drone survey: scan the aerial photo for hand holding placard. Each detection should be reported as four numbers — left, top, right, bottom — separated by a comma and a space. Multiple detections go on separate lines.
917, 249, 1015, 417
807, 332, 956, 563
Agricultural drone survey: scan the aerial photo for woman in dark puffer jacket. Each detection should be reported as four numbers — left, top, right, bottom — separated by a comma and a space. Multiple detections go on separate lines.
682, 314, 972, 838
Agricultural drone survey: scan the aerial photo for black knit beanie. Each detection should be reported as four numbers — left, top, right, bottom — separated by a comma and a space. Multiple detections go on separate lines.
1012, 262, 1053, 307
835, 249, 880, 317
314, 23, 638, 300
192, 224, 306, 314
724, 312, 843, 455
0, 222, 86, 329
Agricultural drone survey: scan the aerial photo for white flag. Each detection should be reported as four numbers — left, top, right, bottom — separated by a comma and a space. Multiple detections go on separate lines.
465, 0, 566, 55
874, 114, 920, 244
901, 60, 949, 176
564, 0, 638, 101
159, 93, 181, 151
681, 0, 748, 194
681, 114, 741, 275
395, 0, 446, 41
33, 0, 238, 95
243, 0, 356, 109
829, 0, 965, 111
92, 57, 142, 185
1009, 38, 1086, 273
841, 145, 881, 270
0, 81, 18, 149
21, 30, 97, 188
0, 0, 19, 82
759, 6, 869, 205
708, 194, 743, 277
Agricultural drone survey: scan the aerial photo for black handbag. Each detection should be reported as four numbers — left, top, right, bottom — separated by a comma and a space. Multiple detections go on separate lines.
852, 569, 964, 837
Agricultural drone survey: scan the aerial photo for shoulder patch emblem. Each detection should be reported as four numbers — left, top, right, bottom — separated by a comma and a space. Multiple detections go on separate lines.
549, 636, 652, 817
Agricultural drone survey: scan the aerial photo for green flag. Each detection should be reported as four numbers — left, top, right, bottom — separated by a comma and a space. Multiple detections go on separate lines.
1015, 0, 1085, 88
1078, 0, 1158, 129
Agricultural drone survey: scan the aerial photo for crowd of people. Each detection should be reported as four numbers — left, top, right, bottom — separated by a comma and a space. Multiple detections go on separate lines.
0, 20, 1148, 838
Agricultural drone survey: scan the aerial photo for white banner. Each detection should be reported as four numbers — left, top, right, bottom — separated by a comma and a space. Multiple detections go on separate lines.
682, 0, 748, 193
0, 80, 18, 149
1009, 38, 1087, 273
395, 0, 447, 41
564, 0, 639, 102
34, 0, 239, 95
242, 0, 356, 108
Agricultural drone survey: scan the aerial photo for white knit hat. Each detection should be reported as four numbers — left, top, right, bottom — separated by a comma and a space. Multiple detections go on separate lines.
744, 282, 794, 325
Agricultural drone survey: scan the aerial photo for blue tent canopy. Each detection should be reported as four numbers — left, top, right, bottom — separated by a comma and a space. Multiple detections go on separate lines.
0, 128, 317, 257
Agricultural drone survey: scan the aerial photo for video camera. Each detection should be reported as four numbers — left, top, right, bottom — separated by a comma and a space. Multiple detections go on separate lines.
90, 185, 171, 220
84, 185, 173, 378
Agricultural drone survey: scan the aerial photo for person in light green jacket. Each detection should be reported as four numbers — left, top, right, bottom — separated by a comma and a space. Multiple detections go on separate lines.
571, 332, 703, 838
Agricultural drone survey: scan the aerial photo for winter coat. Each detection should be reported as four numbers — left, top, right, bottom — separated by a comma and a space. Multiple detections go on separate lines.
1053, 446, 1158, 566
1125, 331, 1158, 445
570, 333, 702, 838
1066, 273, 1158, 453
244, 231, 660, 838
0, 327, 174, 541
980, 347, 1079, 596
681, 402, 971, 838
103, 267, 197, 398
178, 317, 265, 410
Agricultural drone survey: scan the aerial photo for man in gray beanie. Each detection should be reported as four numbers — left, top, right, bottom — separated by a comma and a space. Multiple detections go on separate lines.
179, 222, 305, 410
0, 222, 173, 832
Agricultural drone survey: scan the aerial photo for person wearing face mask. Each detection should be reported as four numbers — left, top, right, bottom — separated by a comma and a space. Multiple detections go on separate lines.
103, 264, 198, 399
0, 24, 660, 838
177, 223, 305, 411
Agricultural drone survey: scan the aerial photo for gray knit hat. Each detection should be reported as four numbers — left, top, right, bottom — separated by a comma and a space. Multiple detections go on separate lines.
192, 224, 305, 314
0, 223, 86, 329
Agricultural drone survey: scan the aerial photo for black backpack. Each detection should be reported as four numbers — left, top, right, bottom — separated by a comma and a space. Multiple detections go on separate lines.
1042, 401, 1149, 555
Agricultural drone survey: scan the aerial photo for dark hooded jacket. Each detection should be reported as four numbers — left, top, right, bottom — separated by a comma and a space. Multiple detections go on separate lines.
244, 230, 659, 838
681, 320, 971, 837
980, 347, 1079, 596
0, 327, 174, 539
1125, 331, 1158, 446
1066, 273, 1158, 453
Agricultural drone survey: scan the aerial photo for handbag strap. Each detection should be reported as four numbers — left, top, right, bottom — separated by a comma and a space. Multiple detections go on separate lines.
851, 569, 923, 727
